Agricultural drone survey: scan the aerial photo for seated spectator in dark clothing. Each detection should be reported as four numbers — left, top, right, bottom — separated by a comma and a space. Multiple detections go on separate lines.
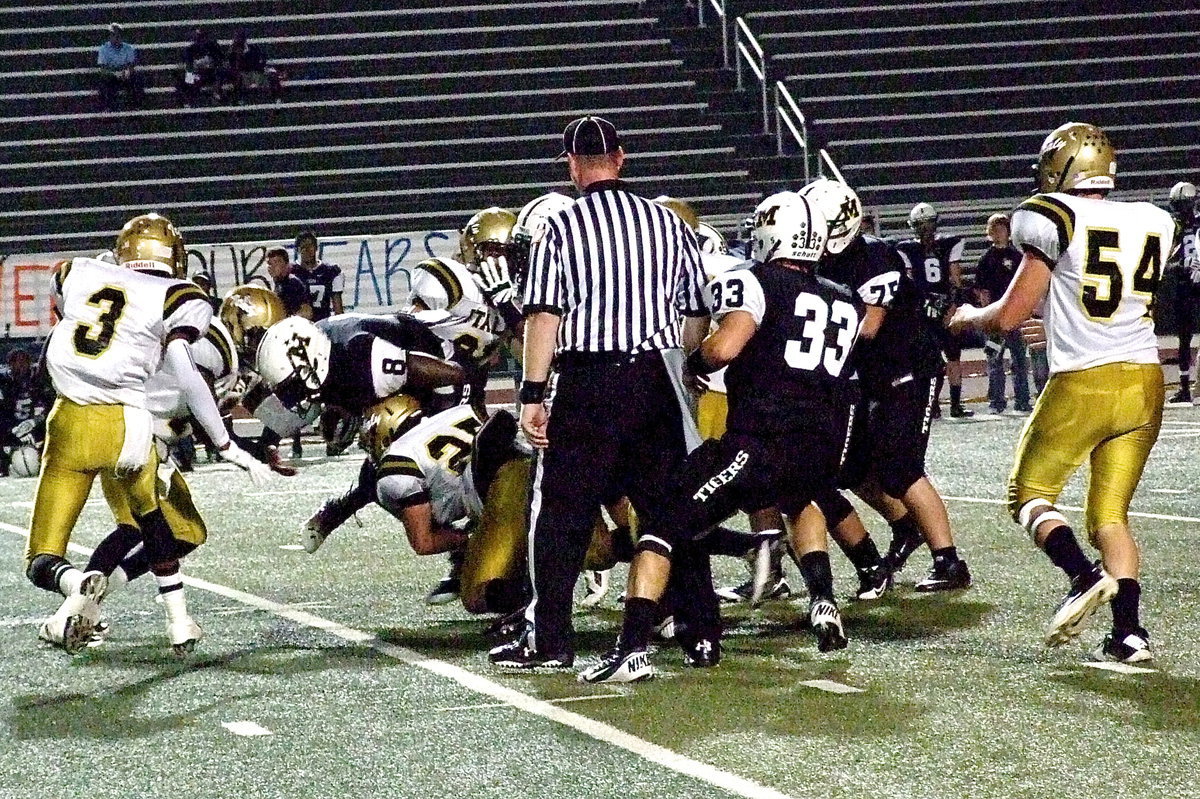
261, 246, 313, 319
96, 23, 143, 110
177, 27, 225, 106
0, 348, 52, 476
226, 31, 283, 104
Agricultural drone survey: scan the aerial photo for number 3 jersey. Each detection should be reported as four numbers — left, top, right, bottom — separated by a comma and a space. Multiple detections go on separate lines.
1010, 192, 1174, 375
374, 404, 484, 526
706, 262, 864, 435
47, 257, 213, 407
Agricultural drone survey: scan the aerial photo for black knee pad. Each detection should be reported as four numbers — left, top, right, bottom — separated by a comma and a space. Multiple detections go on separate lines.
26, 553, 69, 593
814, 488, 855, 528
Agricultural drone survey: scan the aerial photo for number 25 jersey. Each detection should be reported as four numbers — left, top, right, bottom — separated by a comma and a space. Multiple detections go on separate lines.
47, 257, 212, 407
1010, 193, 1174, 375
706, 262, 864, 435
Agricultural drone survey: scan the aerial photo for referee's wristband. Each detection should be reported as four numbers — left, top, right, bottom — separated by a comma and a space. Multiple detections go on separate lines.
685, 349, 716, 376
519, 379, 548, 405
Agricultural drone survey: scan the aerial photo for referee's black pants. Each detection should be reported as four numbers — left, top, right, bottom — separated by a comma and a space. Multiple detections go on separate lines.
524, 349, 717, 657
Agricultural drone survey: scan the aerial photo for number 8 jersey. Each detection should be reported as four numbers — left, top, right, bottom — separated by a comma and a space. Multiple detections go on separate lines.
706, 262, 864, 435
1010, 193, 1175, 375
47, 257, 212, 407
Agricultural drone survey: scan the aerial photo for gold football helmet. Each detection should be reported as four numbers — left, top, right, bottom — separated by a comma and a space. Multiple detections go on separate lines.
459, 207, 517, 269
115, 213, 187, 278
219, 284, 286, 357
1035, 122, 1116, 194
653, 196, 700, 231
359, 394, 425, 462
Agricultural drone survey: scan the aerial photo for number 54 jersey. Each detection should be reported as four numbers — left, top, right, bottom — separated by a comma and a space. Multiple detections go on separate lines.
1011, 193, 1175, 375
47, 257, 212, 407
706, 262, 865, 436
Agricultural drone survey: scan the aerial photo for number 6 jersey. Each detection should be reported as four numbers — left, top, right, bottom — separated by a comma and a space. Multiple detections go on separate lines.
1010, 192, 1175, 375
47, 257, 212, 407
706, 262, 865, 435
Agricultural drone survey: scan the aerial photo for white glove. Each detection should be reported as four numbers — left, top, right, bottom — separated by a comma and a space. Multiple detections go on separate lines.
219, 441, 273, 487
474, 255, 516, 305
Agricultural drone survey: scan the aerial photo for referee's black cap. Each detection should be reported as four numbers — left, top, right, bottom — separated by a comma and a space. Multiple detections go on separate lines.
558, 115, 622, 159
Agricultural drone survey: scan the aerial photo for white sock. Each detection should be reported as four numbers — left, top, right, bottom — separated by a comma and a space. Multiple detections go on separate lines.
154, 572, 189, 623
58, 567, 86, 596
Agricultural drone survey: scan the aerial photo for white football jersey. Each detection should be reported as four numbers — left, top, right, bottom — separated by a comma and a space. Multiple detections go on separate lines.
47, 258, 213, 406
1011, 193, 1175, 375
146, 318, 238, 422
408, 256, 504, 363
697, 252, 751, 394
374, 404, 485, 526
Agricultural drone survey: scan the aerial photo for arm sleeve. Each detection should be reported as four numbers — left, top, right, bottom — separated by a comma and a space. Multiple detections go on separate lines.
522, 223, 564, 315
163, 283, 214, 343
164, 338, 231, 450
706, 271, 766, 326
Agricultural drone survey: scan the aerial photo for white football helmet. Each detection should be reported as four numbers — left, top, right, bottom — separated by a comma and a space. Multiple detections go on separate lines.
8, 444, 40, 478
513, 191, 574, 244
908, 202, 939, 235
696, 222, 727, 255
255, 317, 332, 411
799, 178, 863, 255
752, 195, 828, 265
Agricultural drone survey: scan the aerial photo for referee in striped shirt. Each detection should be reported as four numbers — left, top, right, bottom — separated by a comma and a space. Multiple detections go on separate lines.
488, 115, 717, 670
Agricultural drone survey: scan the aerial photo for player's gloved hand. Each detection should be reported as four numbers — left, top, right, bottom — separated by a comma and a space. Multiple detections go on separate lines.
219, 440, 273, 486
474, 255, 516, 305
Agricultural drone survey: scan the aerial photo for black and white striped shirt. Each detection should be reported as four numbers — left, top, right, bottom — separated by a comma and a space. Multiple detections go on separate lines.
523, 180, 707, 353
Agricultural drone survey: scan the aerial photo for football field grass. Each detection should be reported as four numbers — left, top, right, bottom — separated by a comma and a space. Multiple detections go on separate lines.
2, 407, 1199, 799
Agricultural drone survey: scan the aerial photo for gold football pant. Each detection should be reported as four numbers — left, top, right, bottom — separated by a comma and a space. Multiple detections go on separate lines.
1008, 362, 1163, 533
696, 390, 728, 441
26, 399, 159, 566
100, 462, 208, 548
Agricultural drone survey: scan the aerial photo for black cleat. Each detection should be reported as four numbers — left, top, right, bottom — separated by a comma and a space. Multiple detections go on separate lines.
1044, 563, 1118, 647
881, 527, 924, 577
488, 634, 574, 671
681, 637, 721, 668
1092, 628, 1152, 664
914, 559, 972, 592
855, 564, 893, 600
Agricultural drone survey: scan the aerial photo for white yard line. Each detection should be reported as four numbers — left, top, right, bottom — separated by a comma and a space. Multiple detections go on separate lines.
221, 720, 274, 737
433, 693, 628, 713
0, 520, 797, 799
798, 679, 865, 694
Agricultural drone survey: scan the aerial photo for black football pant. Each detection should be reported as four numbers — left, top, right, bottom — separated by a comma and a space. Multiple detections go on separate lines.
525, 350, 715, 656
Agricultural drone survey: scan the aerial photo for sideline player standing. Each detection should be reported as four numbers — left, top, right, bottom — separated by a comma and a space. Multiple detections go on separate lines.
950, 122, 1173, 662
580, 195, 864, 683
490, 115, 714, 669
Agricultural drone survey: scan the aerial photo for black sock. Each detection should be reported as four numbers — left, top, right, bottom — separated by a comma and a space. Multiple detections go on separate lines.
702, 525, 757, 558
931, 546, 959, 567
889, 515, 923, 547
620, 597, 658, 651
1111, 578, 1142, 632
839, 536, 882, 572
798, 551, 834, 602
949, 384, 963, 407
87, 524, 143, 575
1041, 526, 1092, 580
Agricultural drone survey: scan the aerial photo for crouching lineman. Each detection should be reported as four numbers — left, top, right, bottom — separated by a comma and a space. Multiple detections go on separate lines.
30, 213, 270, 655
950, 122, 1172, 662
580, 194, 868, 683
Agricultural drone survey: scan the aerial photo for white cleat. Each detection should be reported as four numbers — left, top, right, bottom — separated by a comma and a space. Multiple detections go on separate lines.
168, 615, 204, 656
39, 571, 107, 655
579, 569, 611, 608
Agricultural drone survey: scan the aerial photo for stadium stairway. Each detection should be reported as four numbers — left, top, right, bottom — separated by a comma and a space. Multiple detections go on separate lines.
657, 0, 1200, 255
0, 0, 765, 253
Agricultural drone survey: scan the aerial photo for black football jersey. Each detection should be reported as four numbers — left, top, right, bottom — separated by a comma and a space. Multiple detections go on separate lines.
295, 261, 343, 321
824, 235, 945, 391
707, 262, 864, 435
317, 313, 450, 413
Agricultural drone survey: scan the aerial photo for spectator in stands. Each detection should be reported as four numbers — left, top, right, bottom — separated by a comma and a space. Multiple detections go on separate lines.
292, 231, 344, 321
96, 23, 143, 111
226, 30, 283, 104
264, 246, 313, 319
975, 213, 1033, 416
0, 347, 51, 476
178, 27, 225, 107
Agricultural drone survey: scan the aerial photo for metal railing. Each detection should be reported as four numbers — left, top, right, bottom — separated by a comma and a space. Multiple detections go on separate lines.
696, 0, 730, 70
774, 81, 810, 183
734, 16, 769, 134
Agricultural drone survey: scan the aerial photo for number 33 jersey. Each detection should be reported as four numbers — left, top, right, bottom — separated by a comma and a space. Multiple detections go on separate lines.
375, 404, 484, 526
705, 263, 865, 435
1011, 192, 1175, 375
47, 257, 212, 407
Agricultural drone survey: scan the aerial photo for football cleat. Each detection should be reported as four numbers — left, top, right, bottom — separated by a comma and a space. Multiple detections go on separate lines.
914, 559, 972, 592
39, 571, 107, 656
167, 615, 203, 656
578, 647, 654, 684
855, 565, 893, 601
949, 405, 975, 419
881, 525, 924, 577
266, 446, 298, 476
425, 551, 464, 605
489, 634, 574, 671
301, 494, 361, 553
809, 598, 848, 652
716, 576, 792, 604
749, 532, 785, 608
1044, 564, 1118, 647
579, 569, 611, 608
1092, 628, 1153, 664
1167, 388, 1193, 407
482, 607, 527, 639
681, 637, 721, 668
652, 614, 676, 642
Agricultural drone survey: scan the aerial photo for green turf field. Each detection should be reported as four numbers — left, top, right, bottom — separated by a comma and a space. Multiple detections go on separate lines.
2, 409, 1199, 799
